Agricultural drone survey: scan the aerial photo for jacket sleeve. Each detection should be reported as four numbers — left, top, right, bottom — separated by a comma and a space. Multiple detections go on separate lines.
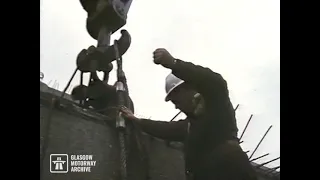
171, 59, 227, 98
135, 119, 189, 142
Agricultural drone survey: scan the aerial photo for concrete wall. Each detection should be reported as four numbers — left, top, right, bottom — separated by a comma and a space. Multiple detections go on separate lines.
40, 83, 279, 180
40, 101, 185, 180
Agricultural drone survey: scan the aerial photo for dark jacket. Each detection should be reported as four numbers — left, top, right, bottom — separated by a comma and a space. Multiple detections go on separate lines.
136, 59, 256, 180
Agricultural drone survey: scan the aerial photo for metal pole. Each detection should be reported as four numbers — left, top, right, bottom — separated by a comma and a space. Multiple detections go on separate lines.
249, 125, 273, 159
234, 104, 239, 111
98, 26, 111, 48
239, 114, 253, 141
79, 72, 84, 105
170, 111, 182, 122
60, 68, 78, 99
256, 157, 280, 168
249, 153, 269, 162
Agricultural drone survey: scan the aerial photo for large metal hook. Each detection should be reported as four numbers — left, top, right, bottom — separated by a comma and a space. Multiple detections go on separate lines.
76, 30, 131, 73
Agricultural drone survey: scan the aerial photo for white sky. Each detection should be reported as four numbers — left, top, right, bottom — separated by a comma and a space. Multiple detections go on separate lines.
40, 0, 280, 169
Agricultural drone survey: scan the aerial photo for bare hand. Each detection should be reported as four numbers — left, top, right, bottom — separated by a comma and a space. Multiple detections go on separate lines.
153, 48, 175, 68
120, 106, 139, 121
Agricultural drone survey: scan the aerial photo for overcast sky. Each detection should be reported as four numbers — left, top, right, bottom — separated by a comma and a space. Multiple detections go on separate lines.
40, 0, 280, 169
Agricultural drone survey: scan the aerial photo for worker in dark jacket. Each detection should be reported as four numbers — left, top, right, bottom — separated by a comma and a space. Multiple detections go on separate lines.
120, 48, 257, 180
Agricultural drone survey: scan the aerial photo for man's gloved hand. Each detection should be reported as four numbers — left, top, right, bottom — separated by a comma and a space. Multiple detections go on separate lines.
153, 48, 176, 69
120, 106, 140, 121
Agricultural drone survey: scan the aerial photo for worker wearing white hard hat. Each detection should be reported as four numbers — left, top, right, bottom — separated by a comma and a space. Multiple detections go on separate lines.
120, 48, 258, 180
164, 73, 205, 116
164, 73, 184, 101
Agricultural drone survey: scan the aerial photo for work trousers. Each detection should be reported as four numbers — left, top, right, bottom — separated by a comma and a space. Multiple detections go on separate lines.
187, 140, 258, 180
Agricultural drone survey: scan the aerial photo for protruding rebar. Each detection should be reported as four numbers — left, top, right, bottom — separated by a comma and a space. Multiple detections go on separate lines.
249, 125, 273, 159
239, 114, 253, 141
249, 153, 269, 162
170, 111, 182, 122
61, 68, 78, 99
234, 104, 240, 111
256, 157, 280, 168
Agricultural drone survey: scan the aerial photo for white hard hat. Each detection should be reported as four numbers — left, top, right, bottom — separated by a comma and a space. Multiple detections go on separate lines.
165, 73, 184, 102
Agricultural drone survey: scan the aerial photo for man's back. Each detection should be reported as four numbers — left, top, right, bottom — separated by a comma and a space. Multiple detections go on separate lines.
121, 53, 258, 180
183, 85, 240, 177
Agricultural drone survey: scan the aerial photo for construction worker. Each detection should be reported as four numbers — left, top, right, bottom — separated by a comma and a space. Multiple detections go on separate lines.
120, 48, 257, 180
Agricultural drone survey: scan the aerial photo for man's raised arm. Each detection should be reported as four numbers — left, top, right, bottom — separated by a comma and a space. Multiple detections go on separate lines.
170, 59, 227, 97
153, 48, 228, 98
